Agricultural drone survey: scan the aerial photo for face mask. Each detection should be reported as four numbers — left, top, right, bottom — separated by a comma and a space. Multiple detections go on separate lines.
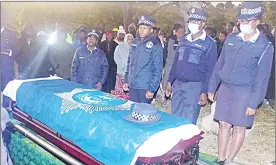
240, 24, 254, 34
188, 23, 200, 34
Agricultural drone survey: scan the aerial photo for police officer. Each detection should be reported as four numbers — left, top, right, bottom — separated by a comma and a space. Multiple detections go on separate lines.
123, 15, 163, 104
71, 29, 109, 90
208, 2, 274, 164
165, 7, 217, 124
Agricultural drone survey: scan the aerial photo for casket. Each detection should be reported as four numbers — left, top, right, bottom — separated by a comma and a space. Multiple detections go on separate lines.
3, 77, 203, 165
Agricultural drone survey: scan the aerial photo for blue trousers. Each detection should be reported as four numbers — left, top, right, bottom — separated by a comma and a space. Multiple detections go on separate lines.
172, 80, 202, 124
1, 55, 14, 108
129, 88, 152, 104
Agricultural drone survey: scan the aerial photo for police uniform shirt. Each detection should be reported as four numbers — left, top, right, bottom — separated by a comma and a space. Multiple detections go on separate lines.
168, 30, 218, 93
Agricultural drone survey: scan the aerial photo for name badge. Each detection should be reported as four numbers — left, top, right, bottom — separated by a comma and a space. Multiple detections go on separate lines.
194, 44, 202, 48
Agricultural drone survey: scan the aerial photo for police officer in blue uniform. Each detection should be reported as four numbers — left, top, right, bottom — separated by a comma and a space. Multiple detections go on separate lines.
71, 29, 109, 90
123, 15, 163, 104
1, 25, 21, 108
208, 2, 274, 164
165, 7, 217, 124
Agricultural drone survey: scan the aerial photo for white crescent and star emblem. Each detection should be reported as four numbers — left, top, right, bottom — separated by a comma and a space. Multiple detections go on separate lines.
54, 88, 133, 114
191, 8, 196, 13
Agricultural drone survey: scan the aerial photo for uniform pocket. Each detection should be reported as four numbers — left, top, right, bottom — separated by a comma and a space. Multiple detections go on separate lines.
188, 48, 202, 64
243, 53, 260, 69
78, 56, 86, 66
177, 47, 186, 61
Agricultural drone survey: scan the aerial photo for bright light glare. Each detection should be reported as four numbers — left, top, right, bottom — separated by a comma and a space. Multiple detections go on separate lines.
47, 31, 57, 45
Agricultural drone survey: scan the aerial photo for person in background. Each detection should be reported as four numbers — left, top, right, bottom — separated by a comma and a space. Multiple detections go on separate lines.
262, 23, 275, 46
212, 28, 220, 44
205, 27, 213, 36
124, 15, 163, 104
158, 29, 167, 49
205, 27, 221, 54
97, 20, 106, 42
128, 23, 137, 38
113, 33, 134, 99
219, 31, 227, 43
162, 24, 184, 93
151, 29, 167, 101
72, 24, 86, 43
112, 27, 119, 40
49, 26, 75, 80
1, 18, 21, 108
72, 27, 87, 51
114, 26, 126, 44
218, 31, 228, 58
153, 27, 160, 40
258, 23, 275, 107
166, 7, 217, 125
1, 93, 13, 165
225, 22, 235, 35
20, 30, 53, 79
232, 25, 240, 33
17, 26, 37, 79
71, 29, 108, 90
99, 31, 118, 93
30, 31, 53, 78
208, 2, 274, 164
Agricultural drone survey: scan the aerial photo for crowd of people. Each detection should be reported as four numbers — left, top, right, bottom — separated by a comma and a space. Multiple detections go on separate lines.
1, 1, 275, 165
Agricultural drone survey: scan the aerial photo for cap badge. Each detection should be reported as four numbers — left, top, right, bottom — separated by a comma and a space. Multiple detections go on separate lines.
191, 8, 196, 14
141, 16, 145, 21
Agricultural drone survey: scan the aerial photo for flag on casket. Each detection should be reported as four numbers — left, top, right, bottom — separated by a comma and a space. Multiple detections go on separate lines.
13, 79, 200, 165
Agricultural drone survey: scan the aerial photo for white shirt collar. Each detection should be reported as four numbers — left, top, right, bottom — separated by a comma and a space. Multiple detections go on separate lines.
237, 29, 260, 43
186, 30, 207, 42
1, 27, 4, 34
87, 45, 97, 53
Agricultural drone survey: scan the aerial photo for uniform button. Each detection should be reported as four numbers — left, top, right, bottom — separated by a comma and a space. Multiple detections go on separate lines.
88, 59, 90, 61
87, 68, 90, 71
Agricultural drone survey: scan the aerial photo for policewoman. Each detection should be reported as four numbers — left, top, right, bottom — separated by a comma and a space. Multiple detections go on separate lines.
71, 29, 109, 90
165, 7, 217, 124
124, 15, 163, 103
208, 2, 274, 164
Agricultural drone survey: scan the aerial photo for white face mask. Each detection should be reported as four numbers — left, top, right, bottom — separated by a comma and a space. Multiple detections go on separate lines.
240, 24, 254, 34
188, 23, 200, 34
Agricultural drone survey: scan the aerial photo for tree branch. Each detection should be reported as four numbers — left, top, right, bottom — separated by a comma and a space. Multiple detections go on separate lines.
148, 2, 176, 16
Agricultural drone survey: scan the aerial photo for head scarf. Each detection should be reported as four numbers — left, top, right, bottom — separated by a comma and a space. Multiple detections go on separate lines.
118, 26, 126, 35
124, 33, 134, 44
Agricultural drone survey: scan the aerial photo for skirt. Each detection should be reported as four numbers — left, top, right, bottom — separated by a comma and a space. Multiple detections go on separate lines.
113, 74, 129, 100
214, 83, 255, 128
